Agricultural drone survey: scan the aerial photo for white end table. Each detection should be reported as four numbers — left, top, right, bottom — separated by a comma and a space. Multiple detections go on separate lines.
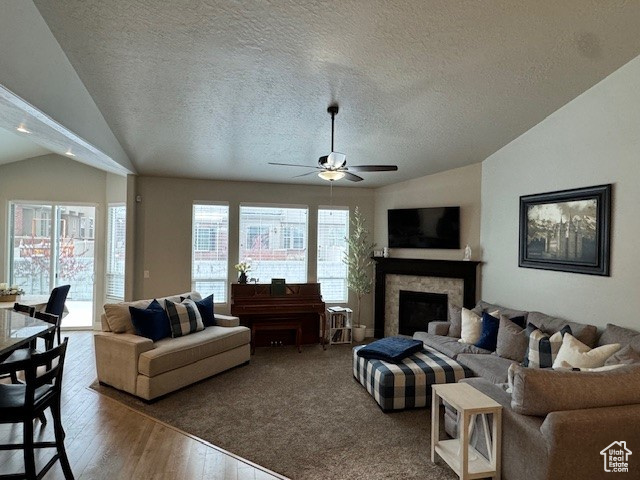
431, 382, 502, 480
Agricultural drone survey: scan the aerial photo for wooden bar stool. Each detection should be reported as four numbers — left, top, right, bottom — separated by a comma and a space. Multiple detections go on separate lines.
0, 338, 74, 479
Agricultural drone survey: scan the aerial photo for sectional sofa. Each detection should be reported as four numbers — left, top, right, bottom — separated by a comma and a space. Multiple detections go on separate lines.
413, 300, 640, 480
94, 291, 251, 400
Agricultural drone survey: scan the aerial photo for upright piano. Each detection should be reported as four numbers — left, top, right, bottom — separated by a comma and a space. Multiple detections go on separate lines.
230, 283, 326, 349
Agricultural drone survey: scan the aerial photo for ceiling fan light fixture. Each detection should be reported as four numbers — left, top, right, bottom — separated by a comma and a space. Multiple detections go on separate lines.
318, 170, 346, 181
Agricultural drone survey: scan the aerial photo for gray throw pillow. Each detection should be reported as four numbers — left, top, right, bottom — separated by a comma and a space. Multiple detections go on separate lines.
448, 304, 462, 338
495, 316, 528, 363
599, 323, 640, 350
604, 345, 640, 366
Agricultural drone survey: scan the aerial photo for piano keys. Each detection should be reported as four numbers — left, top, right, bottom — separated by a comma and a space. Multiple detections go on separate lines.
230, 283, 326, 350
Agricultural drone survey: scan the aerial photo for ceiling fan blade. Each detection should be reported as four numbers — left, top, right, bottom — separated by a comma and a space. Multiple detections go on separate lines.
347, 165, 398, 172
343, 172, 364, 182
292, 171, 318, 178
268, 162, 319, 168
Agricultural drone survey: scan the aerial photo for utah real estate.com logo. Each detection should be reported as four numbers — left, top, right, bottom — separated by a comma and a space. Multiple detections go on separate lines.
601, 441, 632, 473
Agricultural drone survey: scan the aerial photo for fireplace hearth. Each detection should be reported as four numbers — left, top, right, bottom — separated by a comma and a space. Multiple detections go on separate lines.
398, 290, 448, 336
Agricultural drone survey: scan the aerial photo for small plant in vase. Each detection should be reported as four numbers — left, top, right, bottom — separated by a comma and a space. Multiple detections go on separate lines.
234, 261, 252, 284
0, 283, 25, 302
343, 207, 375, 342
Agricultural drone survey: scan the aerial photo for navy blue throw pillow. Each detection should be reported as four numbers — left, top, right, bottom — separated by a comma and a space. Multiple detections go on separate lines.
475, 311, 500, 351
129, 299, 171, 342
508, 315, 527, 329
181, 294, 215, 327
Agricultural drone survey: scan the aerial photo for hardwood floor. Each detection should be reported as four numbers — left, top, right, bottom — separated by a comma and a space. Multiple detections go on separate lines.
0, 332, 285, 480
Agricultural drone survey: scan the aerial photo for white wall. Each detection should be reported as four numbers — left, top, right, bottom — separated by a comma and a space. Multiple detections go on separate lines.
373, 163, 482, 260
0, 154, 127, 328
132, 176, 377, 328
481, 55, 640, 330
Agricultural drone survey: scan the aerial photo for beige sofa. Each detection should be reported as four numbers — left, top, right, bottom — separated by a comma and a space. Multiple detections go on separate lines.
94, 291, 251, 400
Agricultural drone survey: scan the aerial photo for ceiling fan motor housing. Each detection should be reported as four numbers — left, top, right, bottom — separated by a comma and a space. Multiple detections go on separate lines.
319, 152, 346, 169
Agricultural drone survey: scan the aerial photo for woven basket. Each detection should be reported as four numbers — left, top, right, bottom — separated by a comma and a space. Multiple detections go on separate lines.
0, 294, 17, 303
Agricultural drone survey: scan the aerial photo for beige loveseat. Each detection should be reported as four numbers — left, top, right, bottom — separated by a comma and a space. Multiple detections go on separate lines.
94, 291, 251, 400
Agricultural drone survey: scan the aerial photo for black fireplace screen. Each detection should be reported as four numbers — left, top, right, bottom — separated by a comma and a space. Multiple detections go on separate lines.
398, 290, 448, 336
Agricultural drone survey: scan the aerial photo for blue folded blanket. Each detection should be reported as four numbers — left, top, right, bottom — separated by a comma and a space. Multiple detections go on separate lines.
356, 336, 424, 362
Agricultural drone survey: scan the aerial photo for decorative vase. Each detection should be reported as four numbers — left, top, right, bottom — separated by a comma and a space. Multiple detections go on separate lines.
0, 294, 17, 303
238, 272, 248, 284
352, 325, 366, 342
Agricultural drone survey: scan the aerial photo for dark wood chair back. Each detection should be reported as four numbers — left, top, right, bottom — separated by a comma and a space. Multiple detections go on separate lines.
0, 338, 74, 479
21, 338, 68, 412
13, 302, 36, 317
35, 311, 61, 349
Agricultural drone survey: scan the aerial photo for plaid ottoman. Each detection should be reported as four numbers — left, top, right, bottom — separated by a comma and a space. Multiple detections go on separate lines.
353, 345, 473, 411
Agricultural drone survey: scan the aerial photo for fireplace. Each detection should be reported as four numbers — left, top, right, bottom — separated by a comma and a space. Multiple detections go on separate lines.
399, 290, 448, 336
373, 258, 480, 338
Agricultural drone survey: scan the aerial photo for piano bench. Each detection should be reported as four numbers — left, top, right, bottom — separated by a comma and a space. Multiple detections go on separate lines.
251, 320, 303, 354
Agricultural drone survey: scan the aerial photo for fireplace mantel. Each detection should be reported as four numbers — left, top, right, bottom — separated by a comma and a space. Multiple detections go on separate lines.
373, 258, 481, 338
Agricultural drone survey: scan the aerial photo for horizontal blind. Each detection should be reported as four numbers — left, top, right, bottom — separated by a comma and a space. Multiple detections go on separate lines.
106, 205, 126, 300
239, 206, 308, 283
192, 204, 229, 303
317, 209, 349, 302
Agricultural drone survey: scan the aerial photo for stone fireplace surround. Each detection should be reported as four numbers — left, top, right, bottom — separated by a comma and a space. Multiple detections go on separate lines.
373, 258, 481, 338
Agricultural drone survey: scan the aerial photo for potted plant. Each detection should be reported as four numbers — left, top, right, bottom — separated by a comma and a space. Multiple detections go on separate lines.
344, 207, 375, 342
234, 261, 251, 284
0, 283, 24, 303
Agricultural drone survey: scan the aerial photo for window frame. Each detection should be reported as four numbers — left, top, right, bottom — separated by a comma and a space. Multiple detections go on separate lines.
191, 202, 230, 304
106, 203, 126, 301
317, 206, 350, 303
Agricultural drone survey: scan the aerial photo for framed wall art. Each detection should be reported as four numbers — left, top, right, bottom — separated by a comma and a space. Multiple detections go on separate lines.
519, 184, 612, 276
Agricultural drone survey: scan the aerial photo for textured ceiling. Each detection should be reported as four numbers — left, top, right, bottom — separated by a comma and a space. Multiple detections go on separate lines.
33, 0, 640, 187
0, 127, 50, 166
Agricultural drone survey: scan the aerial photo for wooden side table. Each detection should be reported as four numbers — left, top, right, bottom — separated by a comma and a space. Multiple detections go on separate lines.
431, 382, 502, 480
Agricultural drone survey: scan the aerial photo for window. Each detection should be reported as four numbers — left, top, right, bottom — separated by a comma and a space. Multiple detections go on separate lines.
317, 208, 349, 302
192, 204, 229, 303
246, 225, 269, 250
10, 202, 97, 328
194, 225, 217, 251
239, 205, 308, 283
106, 205, 126, 300
283, 225, 304, 249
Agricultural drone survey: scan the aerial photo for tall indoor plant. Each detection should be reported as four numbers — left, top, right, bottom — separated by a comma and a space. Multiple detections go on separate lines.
344, 207, 375, 342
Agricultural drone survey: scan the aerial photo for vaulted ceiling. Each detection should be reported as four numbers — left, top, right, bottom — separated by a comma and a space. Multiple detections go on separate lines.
31, 1, 640, 187
0, 127, 50, 166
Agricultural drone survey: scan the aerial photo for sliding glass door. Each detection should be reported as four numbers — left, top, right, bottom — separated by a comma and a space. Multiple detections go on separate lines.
9, 202, 96, 328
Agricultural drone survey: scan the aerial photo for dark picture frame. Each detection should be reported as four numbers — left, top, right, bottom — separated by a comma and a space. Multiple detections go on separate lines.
519, 184, 611, 276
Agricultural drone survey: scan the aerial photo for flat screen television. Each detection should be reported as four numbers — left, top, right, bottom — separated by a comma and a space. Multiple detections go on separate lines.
388, 207, 460, 249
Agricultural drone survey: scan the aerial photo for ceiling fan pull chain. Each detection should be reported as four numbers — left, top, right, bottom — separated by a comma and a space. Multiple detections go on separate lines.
329, 179, 337, 205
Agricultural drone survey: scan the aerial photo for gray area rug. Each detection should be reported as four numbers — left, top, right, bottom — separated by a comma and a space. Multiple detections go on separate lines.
91, 343, 457, 480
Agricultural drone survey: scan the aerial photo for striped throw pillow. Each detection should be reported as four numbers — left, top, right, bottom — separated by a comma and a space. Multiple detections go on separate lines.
165, 298, 204, 338
523, 323, 572, 368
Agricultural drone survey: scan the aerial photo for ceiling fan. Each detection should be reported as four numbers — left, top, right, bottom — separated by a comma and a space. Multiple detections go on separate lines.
269, 104, 398, 182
